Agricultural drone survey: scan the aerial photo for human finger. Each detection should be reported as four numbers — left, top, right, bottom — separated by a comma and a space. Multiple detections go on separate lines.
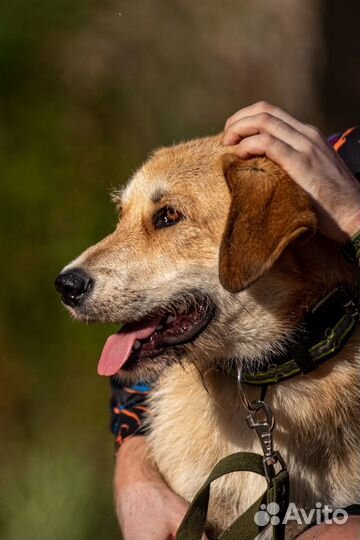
224, 101, 325, 145
230, 132, 300, 171
223, 112, 311, 150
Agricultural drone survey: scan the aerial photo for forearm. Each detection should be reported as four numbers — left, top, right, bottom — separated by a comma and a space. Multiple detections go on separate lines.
115, 436, 159, 489
340, 209, 360, 238
114, 436, 195, 540
114, 436, 159, 527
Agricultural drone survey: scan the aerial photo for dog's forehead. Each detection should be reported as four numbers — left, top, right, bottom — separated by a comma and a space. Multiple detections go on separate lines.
122, 170, 170, 206
122, 135, 226, 206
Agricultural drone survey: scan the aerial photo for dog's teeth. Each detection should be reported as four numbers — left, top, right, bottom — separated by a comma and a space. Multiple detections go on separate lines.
133, 340, 141, 350
157, 325, 164, 330
178, 306, 186, 314
166, 315, 176, 324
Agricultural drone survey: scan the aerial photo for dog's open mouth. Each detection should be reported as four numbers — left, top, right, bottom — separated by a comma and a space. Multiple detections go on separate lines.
97, 295, 215, 376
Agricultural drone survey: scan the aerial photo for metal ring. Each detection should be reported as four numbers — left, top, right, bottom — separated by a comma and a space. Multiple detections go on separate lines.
236, 367, 254, 411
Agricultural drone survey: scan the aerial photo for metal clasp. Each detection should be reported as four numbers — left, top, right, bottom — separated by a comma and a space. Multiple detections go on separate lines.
246, 400, 275, 462
237, 368, 287, 483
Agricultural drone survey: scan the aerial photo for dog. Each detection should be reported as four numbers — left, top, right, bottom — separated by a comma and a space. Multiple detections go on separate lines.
55, 134, 360, 539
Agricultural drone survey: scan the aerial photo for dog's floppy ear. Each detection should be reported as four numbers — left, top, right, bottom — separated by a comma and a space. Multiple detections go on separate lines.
219, 154, 317, 293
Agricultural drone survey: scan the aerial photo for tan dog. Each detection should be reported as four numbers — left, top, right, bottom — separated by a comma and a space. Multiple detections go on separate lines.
56, 135, 360, 539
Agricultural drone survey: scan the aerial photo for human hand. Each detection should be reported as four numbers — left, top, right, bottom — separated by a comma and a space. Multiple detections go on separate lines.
223, 101, 360, 243
114, 436, 208, 540
297, 516, 360, 539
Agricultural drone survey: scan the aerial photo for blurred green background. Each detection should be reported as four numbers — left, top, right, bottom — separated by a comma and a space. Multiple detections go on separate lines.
0, 1, 359, 539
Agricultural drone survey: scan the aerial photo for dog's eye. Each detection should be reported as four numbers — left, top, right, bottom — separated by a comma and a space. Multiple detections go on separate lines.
153, 206, 184, 229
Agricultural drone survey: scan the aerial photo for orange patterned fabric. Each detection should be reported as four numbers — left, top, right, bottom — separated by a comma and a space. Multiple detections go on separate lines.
110, 379, 150, 450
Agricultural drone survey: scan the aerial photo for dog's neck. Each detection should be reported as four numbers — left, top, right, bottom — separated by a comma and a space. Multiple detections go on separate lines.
203, 327, 360, 459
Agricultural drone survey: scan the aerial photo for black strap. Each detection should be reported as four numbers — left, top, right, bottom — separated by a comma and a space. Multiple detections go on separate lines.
289, 342, 315, 374
344, 504, 360, 516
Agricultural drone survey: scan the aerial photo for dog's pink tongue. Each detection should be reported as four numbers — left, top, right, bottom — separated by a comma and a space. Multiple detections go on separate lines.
97, 319, 160, 376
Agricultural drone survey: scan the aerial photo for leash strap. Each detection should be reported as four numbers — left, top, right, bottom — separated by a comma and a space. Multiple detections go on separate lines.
176, 452, 289, 540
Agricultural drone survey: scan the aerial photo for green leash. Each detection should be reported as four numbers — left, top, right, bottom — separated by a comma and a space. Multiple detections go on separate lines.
176, 388, 289, 540
176, 452, 289, 540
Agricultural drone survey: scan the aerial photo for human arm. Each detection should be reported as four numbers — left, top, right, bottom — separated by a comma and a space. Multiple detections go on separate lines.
111, 380, 208, 540
114, 436, 205, 540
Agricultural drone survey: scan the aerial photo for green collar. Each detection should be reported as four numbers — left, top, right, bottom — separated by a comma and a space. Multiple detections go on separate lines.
237, 287, 359, 386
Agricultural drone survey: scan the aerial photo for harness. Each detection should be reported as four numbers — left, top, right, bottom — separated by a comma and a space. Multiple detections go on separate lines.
176, 128, 360, 540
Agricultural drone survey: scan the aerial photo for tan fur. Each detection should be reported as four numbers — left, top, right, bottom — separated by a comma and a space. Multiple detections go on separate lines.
62, 135, 360, 539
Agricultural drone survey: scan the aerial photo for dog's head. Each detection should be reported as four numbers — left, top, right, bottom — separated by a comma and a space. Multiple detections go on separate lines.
55, 135, 356, 382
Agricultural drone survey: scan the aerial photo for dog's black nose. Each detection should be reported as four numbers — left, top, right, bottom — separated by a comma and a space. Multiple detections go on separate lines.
55, 268, 93, 307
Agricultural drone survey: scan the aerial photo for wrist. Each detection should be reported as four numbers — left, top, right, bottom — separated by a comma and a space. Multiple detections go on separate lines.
341, 210, 360, 238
